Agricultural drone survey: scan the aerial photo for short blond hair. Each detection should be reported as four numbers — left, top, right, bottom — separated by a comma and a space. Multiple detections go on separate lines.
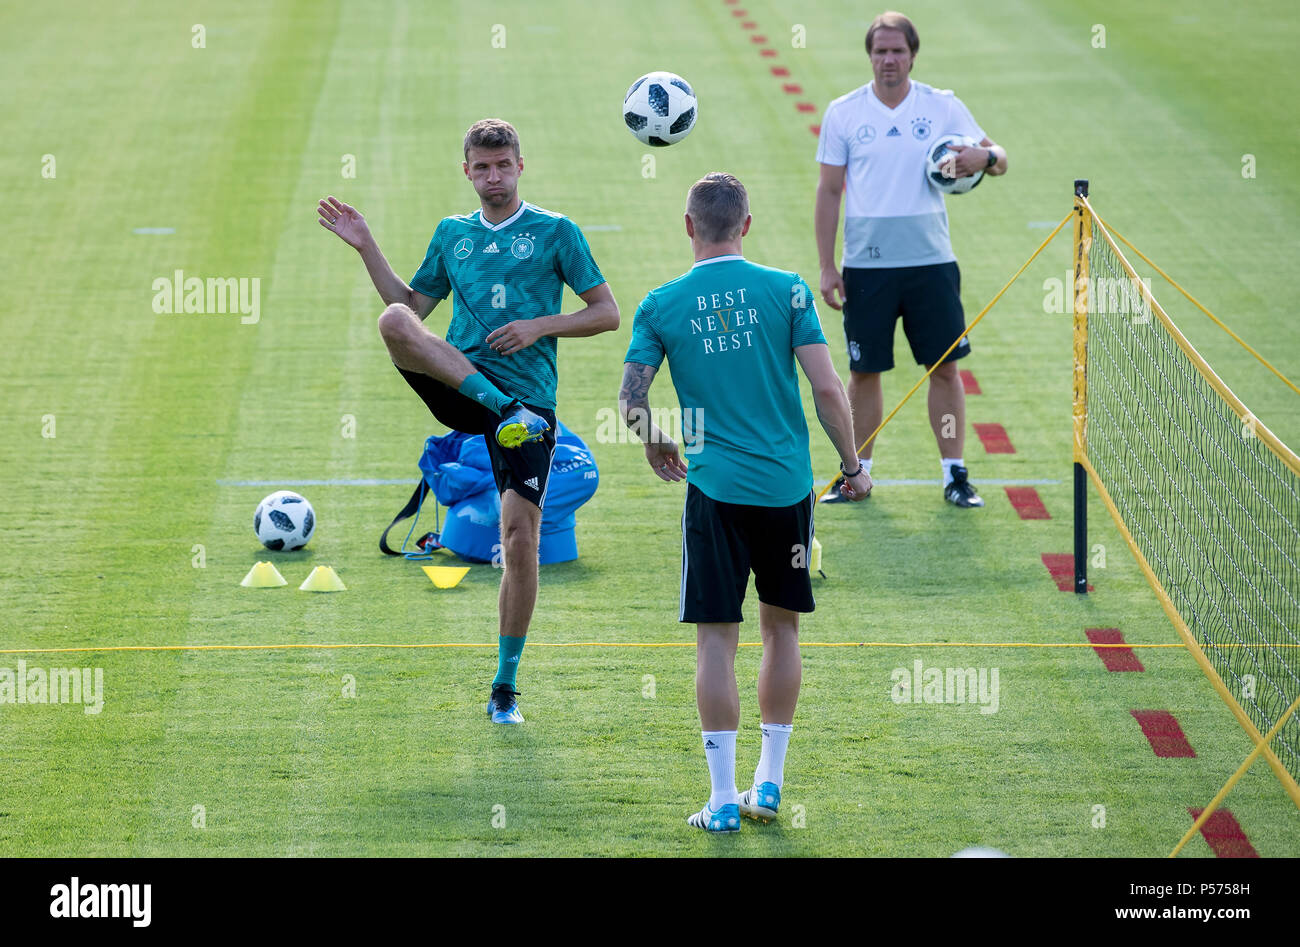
686, 172, 749, 243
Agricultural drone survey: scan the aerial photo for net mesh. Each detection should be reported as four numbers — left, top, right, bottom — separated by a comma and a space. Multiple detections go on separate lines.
1084, 210, 1300, 781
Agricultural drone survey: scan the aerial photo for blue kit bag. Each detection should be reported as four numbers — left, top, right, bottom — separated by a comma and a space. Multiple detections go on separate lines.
380, 421, 599, 564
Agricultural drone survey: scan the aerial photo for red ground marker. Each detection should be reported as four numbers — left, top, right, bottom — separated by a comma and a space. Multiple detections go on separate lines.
809, 124, 821, 136
973, 422, 1015, 454
959, 369, 981, 394
741, 21, 756, 28
1085, 628, 1144, 672
1187, 808, 1259, 858
1005, 486, 1050, 520
760, 48, 777, 57
770, 66, 790, 76
795, 102, 816, 113
751, 35, 768, 43
1130, 710, 1195, 758
782, 83, 803, 94
732, 9, 747, 16
1040, 553, 1090, 591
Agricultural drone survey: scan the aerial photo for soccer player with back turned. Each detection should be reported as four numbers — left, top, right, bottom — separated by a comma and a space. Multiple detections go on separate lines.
816, 11, 1007, 507
620, 173, 871, 832
319, 119, 619, 724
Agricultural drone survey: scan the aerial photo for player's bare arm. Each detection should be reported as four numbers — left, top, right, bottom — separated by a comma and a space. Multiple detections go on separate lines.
794, 342, 873, 500
814, 163, 848, 310
946, 138, 1008, 178
318, 195, 437, 318
618, 361, 687, 482
485, 283, 620, 356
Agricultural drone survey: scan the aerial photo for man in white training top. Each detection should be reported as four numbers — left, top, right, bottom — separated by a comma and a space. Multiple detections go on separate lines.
815, 10, 1007, 508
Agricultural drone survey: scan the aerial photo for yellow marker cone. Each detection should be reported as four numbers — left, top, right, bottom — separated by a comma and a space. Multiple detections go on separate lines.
299, 565, 346, 592
809, 536, 824, 574
422, 565, 470, 589
240, 561, 287, 588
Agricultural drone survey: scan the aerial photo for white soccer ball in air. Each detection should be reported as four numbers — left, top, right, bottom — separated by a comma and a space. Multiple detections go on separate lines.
925, 133, 984, 195
254, 491, 316, 551
623, 72, 698, 146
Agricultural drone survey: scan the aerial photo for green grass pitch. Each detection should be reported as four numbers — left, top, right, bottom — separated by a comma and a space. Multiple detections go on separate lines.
1, 0, 1297, 856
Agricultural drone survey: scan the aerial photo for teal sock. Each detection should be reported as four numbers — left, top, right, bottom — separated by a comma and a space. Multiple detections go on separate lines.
457, 372, 515, 416
493, 634, 526, 688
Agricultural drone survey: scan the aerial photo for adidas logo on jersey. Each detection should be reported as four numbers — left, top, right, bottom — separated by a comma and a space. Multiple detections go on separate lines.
524, 476, 539, 490
484, 242, 500, 253
886, 126, 901, 137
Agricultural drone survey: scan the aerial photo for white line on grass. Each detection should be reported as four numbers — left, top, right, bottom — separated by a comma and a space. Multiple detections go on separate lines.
813, 478, 1063, 487
217, 478, 414, 486
133, 227, 176, 234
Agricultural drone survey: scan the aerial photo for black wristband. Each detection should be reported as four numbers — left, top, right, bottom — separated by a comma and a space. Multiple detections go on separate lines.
840, 460, 863, 478
985, 148, 998, 169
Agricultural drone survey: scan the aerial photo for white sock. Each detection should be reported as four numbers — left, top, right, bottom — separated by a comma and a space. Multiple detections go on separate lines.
754, 723, 793, 789
702, 730, 738, 810
942, 457, 964, 486
861, 458, 873, 476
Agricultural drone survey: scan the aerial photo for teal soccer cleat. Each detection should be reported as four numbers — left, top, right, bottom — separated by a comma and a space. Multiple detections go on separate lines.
686, 802, 741, 834
738, 782, 781, 823
495, 403, 550, 449
487, 683, 524, 724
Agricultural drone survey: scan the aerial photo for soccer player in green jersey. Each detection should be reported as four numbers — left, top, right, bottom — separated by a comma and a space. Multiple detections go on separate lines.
620, 173, 871, 832
319, 119, 619, 724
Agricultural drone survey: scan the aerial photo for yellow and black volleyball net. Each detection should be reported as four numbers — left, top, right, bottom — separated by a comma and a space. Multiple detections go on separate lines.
1070, 181, 1300, 809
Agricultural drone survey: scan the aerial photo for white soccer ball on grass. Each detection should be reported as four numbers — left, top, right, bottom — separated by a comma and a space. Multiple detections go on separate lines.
254, 490, 316, 551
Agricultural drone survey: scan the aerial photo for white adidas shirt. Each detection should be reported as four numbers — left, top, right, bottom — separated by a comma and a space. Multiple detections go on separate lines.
816, 80, 985, 269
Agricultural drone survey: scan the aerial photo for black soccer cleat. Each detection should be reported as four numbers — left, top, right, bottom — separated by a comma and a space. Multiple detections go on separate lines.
943, 465, 984, 508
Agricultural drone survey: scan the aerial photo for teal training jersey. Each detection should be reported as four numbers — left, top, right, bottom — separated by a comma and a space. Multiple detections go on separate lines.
411, 202, 606, 409
625, 255, 827, 507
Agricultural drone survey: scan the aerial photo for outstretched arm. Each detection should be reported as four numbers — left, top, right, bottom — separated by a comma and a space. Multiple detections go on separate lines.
619, 361, 687, 483
318, 196, 437, 318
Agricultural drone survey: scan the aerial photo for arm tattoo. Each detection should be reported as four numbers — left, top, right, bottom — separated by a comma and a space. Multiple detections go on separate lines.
619, 362, 657, 439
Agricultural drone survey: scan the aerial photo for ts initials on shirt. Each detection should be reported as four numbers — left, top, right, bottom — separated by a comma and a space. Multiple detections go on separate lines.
692, 287, 760, 354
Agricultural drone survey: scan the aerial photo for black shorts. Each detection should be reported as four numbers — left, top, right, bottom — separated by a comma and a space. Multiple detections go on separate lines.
842, 262, 970, 373
397, 366, 557, 510
680, 483, 815, 624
